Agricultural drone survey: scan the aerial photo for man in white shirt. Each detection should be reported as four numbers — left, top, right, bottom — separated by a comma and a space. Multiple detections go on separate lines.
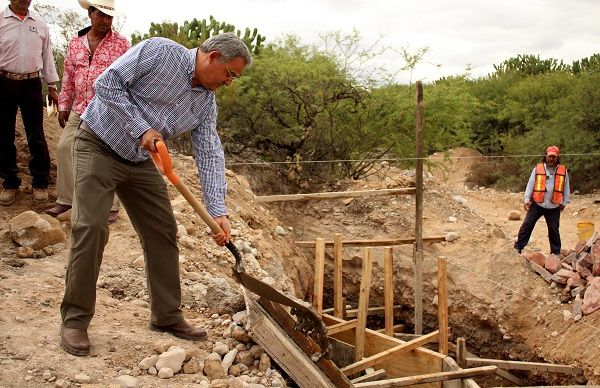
0, 0, 59, 206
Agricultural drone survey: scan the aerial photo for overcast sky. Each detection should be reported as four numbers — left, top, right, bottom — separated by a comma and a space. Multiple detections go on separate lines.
15, 0, 600, 84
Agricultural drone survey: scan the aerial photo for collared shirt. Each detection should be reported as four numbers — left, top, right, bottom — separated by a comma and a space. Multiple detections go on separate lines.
82, 37, 227, 217
524, 163, 571, 208
58, 27, 130, 114
0, 5, 59, 84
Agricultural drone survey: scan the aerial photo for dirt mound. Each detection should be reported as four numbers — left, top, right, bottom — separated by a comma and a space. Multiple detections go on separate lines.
2, 113, 600, 386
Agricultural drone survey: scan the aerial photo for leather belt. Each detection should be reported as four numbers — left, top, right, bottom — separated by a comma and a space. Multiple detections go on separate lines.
0, 70, 41, 80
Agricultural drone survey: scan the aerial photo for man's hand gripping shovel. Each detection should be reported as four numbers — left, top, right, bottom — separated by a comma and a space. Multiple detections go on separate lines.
151, 141, 330, 357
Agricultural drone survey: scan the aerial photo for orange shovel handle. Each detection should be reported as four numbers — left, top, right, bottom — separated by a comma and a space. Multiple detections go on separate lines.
150, 140, 224, 235
150, 140, 180, 186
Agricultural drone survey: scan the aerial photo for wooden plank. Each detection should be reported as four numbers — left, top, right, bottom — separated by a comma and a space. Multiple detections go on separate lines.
465, 358, 584, 374
324, 313, 445, 385
448, 341, 523, 386
255, 188, 416, 203
414, 80, 425, 336
342, 330, 440, 376
246, 296, 337, 387
442, 357, 465, 388
355, 247, 373, 362
295, 236, 446, 248
257, 298, 353, 387
327, 305, 403, 318
351, 369, 387, 383
327, 319, 357, 335
333, 233, 344, 318
377, 324, 405, 334
354, 366, 497, 387
438, 256, 449, 355
384, 247, 394, 336
394, 328, 449, 342
313, 238, 325, 313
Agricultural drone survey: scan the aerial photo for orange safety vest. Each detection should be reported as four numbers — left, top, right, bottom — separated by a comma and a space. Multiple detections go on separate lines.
532, 163, 567, 204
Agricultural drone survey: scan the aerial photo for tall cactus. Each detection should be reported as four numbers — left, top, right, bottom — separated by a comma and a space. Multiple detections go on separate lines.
131, 15, 265, 54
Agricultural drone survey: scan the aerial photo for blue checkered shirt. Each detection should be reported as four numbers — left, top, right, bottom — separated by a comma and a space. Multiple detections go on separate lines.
82, 37, 227, 217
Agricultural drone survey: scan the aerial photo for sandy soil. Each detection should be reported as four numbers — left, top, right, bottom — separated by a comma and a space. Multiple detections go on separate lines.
1, 113, 600, 387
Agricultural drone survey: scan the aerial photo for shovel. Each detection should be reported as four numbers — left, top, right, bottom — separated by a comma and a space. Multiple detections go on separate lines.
150, 141, 329, 355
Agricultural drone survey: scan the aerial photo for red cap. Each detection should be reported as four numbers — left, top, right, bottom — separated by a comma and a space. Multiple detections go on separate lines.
546, 146, 559, 156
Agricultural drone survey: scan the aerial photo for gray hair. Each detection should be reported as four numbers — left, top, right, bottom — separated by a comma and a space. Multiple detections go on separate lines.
200, 32, 252, 66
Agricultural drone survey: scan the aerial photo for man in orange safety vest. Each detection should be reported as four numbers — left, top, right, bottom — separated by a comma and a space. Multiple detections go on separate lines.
514, 146, 570, 255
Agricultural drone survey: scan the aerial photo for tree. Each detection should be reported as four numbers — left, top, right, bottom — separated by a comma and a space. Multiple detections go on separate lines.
219, 35, 409, 182
33, 3, 87, 88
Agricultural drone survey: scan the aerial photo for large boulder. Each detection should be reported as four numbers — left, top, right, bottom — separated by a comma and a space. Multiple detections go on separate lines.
9, 210, 66, 250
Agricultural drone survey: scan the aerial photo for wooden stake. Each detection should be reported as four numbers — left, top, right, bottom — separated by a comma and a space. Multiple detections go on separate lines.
355, 247, 373, 363
313, 238, 325, 313
384, 247, 394, 336
456, 337, 466, 368
437, 256, 448, 355
334, 233, 344, 318
414, 80, 424, 335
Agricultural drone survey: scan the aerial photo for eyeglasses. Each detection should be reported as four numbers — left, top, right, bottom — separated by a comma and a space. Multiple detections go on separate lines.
224, 63, 238, 81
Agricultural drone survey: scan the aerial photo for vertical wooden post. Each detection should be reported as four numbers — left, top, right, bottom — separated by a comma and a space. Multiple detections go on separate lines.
414, 80, 424, 335
384, 247, 394, 336
355, 247, 373, 362
313, 238, 325, 313
333, 233, 344, 318
438, 256, 448, 355
456, 337, 466, 368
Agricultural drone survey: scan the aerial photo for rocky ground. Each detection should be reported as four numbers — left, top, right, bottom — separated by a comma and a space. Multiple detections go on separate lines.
1, 115, 600, 387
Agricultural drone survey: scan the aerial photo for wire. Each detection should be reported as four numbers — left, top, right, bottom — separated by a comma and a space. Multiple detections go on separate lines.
225, 152, 600, 167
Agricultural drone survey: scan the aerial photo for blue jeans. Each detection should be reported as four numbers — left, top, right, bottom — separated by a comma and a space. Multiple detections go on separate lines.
514, 202, 561, 254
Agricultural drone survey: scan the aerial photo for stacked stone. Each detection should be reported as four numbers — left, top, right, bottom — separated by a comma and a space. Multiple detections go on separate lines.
523, 233, 600, 320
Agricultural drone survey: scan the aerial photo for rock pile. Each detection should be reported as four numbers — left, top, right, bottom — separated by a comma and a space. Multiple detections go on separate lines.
135, 310, 287, 387
523, 232, 600, 320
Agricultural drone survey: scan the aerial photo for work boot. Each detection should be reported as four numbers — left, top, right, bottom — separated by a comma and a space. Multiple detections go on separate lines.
60, 325, 90, 356
150, 319, 207, 341
0, 189, 17, 206
46, 204, 72, 217
33, 188, 48, 203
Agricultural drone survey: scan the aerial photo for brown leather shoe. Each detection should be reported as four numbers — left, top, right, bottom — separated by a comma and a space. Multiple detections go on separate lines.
150, 319, 207, 341
46, 204, 72, 217
60, 325, 90, 356
0, 189, 17, 206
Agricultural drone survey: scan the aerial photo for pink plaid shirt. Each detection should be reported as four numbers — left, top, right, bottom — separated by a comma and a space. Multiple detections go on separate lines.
58, 29, 130, 114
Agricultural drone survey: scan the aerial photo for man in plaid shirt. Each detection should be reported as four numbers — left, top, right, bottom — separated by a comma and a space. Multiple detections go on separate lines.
59, 33, 251, 356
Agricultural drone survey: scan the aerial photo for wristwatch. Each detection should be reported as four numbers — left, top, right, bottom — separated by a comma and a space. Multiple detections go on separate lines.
47, 84, 57, 89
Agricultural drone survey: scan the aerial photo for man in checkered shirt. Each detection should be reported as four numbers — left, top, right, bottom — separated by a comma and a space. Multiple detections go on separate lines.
59, 33, 251, 356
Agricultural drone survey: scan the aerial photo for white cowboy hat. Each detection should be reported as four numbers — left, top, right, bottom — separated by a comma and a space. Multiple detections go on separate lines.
78, 0, 120, 17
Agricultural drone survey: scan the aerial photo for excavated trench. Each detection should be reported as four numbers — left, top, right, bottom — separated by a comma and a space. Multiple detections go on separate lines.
319, 269, 589, 387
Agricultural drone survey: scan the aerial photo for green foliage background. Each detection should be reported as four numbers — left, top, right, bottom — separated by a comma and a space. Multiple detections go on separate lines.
44, 5, 600, 192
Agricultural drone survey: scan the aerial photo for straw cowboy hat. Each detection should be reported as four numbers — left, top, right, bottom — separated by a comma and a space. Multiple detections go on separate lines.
78, 0, 120, 17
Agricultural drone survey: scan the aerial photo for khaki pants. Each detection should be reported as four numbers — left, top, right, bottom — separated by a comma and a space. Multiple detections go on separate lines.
60, 124, 182, 329
55, 111, 120, 211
